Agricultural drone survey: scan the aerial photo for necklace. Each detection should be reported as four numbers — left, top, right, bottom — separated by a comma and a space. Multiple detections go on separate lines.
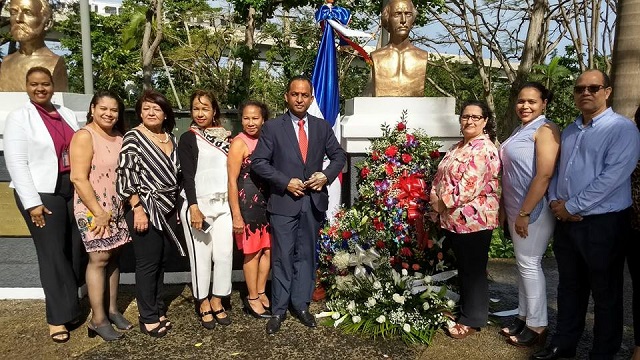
140, 124, 170, 144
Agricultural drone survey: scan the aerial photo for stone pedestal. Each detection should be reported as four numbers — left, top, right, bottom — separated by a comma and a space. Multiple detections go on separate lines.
0, 92, 92, 151
340, 97, 461, 205
340, 97, 461, 153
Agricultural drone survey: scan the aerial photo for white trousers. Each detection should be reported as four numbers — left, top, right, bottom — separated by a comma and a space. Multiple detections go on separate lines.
179, 198, 233, 300
508, 206, 555, 327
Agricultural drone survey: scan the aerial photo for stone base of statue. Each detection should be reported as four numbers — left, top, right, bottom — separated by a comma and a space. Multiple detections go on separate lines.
0, 92, 92, 152
340, 97, 461, 205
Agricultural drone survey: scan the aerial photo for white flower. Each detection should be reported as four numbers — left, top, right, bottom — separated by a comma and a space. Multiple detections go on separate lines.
332, 251, 351, 271
403, 323, 411, 332
334, 314, 347, 327
335, 274, 355, 291
352, 315, 361, 324
447, 299, 456, 308
331, 312, 341, 320
373, 280, 382, 289
376, 315, 386, 323
423, 275, 432, 284
392, 293, 406, 304
423, 302, 430, 310
366, 297, 377, 307
347, 300, 356, 311
401, 269, 408, 276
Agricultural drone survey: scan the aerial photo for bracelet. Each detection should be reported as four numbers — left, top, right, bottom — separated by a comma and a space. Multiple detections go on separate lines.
518, 210, 530, 217
132, 202, 142, 209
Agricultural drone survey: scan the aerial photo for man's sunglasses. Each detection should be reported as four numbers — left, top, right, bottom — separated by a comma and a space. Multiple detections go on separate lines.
573, 85, 606, 94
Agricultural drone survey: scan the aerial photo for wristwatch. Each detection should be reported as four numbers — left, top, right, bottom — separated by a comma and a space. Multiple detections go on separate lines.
518, 210, 530, 217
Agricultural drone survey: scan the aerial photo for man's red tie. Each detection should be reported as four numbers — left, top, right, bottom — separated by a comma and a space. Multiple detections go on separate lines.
298, 119, 308, 162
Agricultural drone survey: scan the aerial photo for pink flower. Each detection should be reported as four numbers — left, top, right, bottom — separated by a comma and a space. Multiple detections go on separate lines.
412, 263, 421, 271
402, 262, 409, 269
406, 133, 415, 143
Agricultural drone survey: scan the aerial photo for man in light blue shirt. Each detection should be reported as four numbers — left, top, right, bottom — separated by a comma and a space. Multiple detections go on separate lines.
534, 69, 640, 360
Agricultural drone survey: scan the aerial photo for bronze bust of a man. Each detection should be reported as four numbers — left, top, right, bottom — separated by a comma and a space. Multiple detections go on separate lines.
371, 0, 427, 97
0, 0, 69, 92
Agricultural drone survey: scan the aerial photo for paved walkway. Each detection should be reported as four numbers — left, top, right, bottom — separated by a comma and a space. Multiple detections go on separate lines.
0, 258, 635, 360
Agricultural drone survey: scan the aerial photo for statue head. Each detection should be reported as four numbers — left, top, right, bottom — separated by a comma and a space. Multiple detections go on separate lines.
381, 0, 418, 43
8, 0, 53, 44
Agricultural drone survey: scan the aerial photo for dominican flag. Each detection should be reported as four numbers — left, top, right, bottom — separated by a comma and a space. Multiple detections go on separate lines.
308, 2, 371, 222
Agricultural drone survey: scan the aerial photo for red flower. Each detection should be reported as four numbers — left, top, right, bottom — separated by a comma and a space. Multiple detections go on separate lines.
385, 145, 398, 157
401, 153, 412, 163
371, 151, 380, 161
342, 231, 352, 239
385, 163, 394, 176
406, 133, 415, 143
437, 252, 443, 260
430, 150, 441, 159
412, 263, 421, 271
400, 247, 413, 257
325, 255, 332, 262
376, 240, 386, 249
360, 167, 370, 178
402, 262, 409, 269
373, 218, 385, 230
389, 256, 396, 265
397, 122, 406, 131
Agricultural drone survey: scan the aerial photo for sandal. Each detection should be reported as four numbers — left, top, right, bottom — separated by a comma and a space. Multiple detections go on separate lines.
87, 321, 123, 341
108, 312, 133, 330
258, 291, 271, 311
159, 316, 172, 331
50, 330, 70, 343
212, 308, 232, 326
507, 327, 548, 347
499, 317, 525, 337
138, 320, 167, 338
446, 323, 479, 339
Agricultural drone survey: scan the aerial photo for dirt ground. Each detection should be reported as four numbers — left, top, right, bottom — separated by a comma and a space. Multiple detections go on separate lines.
0, 258, 635, 360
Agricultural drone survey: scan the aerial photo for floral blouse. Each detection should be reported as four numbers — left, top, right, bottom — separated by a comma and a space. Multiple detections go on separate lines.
430, 134, 501, 234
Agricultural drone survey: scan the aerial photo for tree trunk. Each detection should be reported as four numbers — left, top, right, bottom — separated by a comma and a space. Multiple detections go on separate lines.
611, 0, 640, 119
141, 0, 164, 91
241, 6, 256, 86
501, 0, 549, 140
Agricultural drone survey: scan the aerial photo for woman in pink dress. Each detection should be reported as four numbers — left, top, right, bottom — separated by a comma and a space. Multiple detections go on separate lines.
228, 101, 272, 318
70, 91, 131, 341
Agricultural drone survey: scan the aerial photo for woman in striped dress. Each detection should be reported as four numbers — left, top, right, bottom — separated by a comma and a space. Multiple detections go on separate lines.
499, 82, 560, 347
116, 90, 183, 338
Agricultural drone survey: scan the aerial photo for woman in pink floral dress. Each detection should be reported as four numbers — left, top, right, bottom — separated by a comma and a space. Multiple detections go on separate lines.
430, 100, 501, 339
70, 91, 131, 341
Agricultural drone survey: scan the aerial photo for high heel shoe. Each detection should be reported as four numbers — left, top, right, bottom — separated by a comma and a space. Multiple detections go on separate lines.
198, 310, 216, 330
108, 312, 133, 330
138, 320, 167, 338
258, 291, 271, 311
88, 322, 123, 341
499, 317, 525, 337
507, 327, 548, 347
212, 308, 232, 326
242, 296, 271, 319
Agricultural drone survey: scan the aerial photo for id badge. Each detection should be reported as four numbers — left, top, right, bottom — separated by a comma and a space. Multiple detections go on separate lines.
62, 147, 70, 167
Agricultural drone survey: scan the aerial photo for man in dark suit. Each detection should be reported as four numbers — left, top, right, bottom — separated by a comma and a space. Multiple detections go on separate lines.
251, 76, 347, 334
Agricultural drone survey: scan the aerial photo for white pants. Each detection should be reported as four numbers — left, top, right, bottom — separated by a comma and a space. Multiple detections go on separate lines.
179, 198, 233, 300
508, 206, 555, 327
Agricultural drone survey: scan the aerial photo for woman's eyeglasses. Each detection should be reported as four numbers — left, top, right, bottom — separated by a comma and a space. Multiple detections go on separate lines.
573, 85, 605, 94
460, 114, 485, 122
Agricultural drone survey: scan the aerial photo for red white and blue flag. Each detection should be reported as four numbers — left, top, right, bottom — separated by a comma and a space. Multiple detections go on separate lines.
308, 2, 371, 222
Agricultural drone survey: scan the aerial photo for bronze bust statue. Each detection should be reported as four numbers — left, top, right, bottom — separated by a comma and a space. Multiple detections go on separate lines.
371, 0, 427, 97
0, 0, 69, 92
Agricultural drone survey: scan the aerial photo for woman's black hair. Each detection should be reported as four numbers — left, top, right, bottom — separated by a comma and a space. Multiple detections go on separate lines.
86, 90, 126, 135
135, 90, 175, 132
239, 100, 270, 122
189, 90, 221, 126
518, 81, 554, 104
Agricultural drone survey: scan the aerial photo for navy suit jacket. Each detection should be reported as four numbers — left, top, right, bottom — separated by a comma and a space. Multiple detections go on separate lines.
251, 112, 347, 217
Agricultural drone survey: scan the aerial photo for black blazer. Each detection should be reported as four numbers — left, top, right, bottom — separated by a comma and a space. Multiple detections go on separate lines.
251, 112, 346, 216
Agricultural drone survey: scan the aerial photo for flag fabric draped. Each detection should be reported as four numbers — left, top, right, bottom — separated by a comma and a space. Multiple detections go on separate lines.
308, 2, 371, 222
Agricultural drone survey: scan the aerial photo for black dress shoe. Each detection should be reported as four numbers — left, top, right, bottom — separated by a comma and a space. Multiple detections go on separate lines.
292, 309, 317, 328
266, 314, 285, 335
531, 346, 576, 360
